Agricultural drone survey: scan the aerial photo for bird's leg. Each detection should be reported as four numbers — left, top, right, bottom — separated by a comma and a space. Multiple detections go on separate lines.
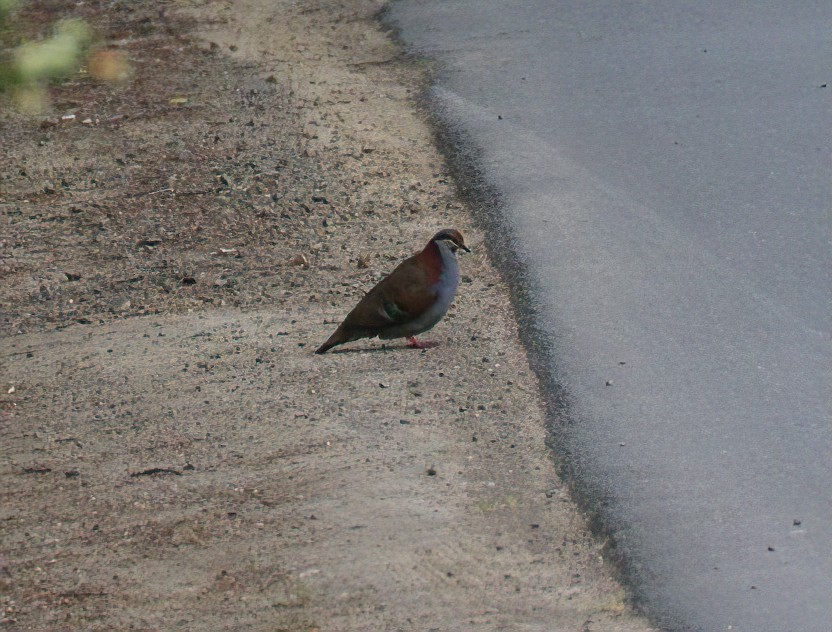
406, 336, 437, 349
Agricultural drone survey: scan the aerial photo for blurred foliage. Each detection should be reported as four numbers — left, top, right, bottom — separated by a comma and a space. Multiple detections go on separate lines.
0, 0, 113, 113
0, 0, 18, 18
15, 18, 91, 79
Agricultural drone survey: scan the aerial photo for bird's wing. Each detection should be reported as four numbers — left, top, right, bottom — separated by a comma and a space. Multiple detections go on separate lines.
341, 255, 437, 330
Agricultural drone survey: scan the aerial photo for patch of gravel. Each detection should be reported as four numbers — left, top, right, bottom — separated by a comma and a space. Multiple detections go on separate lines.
0, 0, 656, 630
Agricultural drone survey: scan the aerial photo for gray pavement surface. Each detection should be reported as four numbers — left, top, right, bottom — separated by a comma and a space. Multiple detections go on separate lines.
388, 2, 832, 630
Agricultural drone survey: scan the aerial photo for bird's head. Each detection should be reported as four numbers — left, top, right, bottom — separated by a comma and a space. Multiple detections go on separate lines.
431, 228, 471, 254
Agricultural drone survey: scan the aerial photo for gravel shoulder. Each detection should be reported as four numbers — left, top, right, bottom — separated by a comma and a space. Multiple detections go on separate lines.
1, 1, 655, 629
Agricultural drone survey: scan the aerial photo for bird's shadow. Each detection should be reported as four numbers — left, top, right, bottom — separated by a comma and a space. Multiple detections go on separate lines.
323, 342, 437, 355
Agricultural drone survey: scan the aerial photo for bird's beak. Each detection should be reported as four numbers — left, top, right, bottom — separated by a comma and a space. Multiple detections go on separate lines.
460, 244, 471, 253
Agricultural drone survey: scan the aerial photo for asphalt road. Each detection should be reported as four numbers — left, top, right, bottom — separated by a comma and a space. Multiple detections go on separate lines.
388, 2, 831, 630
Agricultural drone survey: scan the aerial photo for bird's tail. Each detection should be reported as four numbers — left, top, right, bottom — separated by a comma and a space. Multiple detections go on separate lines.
315, 327, 347, 354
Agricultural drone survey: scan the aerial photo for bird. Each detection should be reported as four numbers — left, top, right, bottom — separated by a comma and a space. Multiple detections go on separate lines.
315, 228, 471, 354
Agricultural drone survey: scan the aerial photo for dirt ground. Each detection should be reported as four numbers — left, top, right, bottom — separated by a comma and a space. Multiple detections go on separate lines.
1, 1, 656, 630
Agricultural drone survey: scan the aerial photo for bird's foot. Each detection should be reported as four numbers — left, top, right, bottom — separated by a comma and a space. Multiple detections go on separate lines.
406, 336, 437, 349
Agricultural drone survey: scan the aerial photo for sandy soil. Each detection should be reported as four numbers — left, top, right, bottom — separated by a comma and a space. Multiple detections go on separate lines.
1, 0, 656, 630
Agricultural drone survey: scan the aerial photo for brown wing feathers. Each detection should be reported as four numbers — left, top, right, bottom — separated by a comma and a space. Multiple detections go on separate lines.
315, 242, 442, 353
